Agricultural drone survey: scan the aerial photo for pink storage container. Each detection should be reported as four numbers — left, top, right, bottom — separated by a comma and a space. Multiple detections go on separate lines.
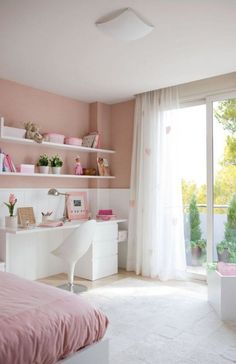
64, 137, 82, 146
19, 164, 35, 174
43, 133, 65, 144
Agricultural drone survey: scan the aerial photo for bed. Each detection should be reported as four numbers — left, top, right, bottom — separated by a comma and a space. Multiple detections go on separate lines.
0, 272, 109, 364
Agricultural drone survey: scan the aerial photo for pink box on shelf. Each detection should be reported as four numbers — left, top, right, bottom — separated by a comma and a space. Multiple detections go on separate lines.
64, 137, 82, 146
217, 262, 236, 276
19, 164, 35, 174
43, 133, 65, 144
96, 210, 116, 221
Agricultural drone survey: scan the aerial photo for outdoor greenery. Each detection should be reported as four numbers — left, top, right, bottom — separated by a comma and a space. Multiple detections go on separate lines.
189, 195, 201, 243
183, 99, 236, 264
189, 195, 206, 251
182, 99, 236, 213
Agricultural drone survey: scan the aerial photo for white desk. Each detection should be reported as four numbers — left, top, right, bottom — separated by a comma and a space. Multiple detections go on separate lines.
0, 219, 126, 281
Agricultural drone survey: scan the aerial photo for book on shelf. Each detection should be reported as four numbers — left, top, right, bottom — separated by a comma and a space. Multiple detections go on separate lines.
2, 154, 16, 172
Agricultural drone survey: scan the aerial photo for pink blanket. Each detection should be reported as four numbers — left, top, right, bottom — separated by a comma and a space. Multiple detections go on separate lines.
0, 272, 108, 364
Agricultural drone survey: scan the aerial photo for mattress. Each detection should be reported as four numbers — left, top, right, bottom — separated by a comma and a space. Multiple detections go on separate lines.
0, 272, 108, 364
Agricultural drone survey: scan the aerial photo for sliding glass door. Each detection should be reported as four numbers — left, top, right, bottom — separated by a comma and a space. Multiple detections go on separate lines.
207, 93, 236, 265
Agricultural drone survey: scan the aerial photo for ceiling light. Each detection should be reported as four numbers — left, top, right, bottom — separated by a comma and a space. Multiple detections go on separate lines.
96, 8, 154, 41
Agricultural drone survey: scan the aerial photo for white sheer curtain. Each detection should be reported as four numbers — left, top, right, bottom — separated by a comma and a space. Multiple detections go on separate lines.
127, 87, 186, 281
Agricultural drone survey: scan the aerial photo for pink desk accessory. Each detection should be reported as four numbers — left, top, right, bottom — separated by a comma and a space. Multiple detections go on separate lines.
38, 220, 64, 228
217, 262, 236, 276
96, 209, 116, 221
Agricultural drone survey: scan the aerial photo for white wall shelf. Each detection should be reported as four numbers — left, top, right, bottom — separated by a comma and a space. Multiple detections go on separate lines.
0, 118, 115, 154
0, 136, 115, 154
0, 172, 115, 179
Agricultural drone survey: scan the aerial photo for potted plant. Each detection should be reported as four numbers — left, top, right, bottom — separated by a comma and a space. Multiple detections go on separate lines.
50, 154, 63, 174
4, 194, 18, 229
37, 154, 50, 174
217, 240, 230, 262
189, 195, 206, 266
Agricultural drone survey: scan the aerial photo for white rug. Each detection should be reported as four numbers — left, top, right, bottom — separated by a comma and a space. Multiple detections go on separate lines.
84, 277, 236, 364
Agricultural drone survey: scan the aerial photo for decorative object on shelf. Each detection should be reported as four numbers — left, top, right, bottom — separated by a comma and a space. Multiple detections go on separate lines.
24, 121, 43, 144
82, 132, 99, 148
66, 191, 89, 220
48, 188, 69, 222
37, 154, 50, 174
18, 164, 35, 174
50, 154, 63, 174
41, 211, 53, 223
64, 137, 82, 146
96, 209, 116, 221
43, 133, 65, 144
17, 207, 36, 227
82, 168, 97, 176
74, 155, 83, 175
89, 132, 100, 148
4, 194, 18, 229
97, 157, 110, 176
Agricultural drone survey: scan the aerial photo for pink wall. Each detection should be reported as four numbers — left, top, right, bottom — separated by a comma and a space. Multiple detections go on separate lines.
111, 100, 134, 188
0, 79, 134, 189
0, 79, 90, 188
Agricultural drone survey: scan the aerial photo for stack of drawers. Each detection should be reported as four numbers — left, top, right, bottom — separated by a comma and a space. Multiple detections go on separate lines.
75, 223, 118, 281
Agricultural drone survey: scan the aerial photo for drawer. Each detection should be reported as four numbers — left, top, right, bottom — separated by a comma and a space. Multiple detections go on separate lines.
94, 224, 118, 241
93, 255, 118, 280
92, 240, 118, 259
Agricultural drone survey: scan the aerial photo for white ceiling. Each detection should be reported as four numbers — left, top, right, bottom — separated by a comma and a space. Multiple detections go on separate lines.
0, 0, 236, 104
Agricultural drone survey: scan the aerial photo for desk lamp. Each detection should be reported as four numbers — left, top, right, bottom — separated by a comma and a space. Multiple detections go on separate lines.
48, 188, 69, 222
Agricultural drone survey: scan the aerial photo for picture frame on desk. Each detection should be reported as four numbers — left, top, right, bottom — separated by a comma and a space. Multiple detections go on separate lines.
66, 191, 89, 220
17, 207, 36, 227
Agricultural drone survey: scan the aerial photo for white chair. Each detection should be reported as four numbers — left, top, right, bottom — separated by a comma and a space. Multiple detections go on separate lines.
51, 220, 96, 294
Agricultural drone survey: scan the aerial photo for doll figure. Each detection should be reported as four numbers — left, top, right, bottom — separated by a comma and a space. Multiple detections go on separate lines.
75, 155, 83, 175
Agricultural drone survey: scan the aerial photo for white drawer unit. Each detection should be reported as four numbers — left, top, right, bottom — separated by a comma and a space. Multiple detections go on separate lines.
0, 261, 6, 272
75, 223, 118, 281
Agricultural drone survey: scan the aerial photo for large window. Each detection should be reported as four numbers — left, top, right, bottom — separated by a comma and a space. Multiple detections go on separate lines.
175, 104, 207, 275
211, 97, 236, 265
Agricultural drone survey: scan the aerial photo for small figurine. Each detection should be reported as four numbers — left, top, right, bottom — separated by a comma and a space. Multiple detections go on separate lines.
75, 155, 83, 175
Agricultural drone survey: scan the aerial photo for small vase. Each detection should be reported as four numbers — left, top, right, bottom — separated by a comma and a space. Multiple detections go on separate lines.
52, 167, 61, 175
5, 215, 18, 229
38, 166, 49, 174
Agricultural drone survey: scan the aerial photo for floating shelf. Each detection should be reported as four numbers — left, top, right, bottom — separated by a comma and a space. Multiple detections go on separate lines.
0, 118, 115, 154
0, 136, 115, 154
0, 172, 115, 179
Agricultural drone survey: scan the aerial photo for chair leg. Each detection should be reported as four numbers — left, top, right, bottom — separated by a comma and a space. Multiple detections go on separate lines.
68, 262, 76, 286
56, 261, 88, 294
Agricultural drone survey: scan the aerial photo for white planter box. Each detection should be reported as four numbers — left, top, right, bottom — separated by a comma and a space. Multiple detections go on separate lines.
208, 270, 236, 321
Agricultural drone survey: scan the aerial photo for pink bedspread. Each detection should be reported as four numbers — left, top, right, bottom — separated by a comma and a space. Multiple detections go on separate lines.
0, 272, 108, 364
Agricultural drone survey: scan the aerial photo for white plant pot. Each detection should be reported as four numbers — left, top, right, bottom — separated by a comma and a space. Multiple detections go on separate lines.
38, 166, 49, 174
5, 215, 18, 229
52, 167, 62, 175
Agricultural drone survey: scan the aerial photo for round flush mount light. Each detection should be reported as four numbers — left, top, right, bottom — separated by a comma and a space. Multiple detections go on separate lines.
96, 8, 154, 41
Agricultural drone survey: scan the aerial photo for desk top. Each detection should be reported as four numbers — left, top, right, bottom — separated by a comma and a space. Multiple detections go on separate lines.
0, 219, 127, 235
